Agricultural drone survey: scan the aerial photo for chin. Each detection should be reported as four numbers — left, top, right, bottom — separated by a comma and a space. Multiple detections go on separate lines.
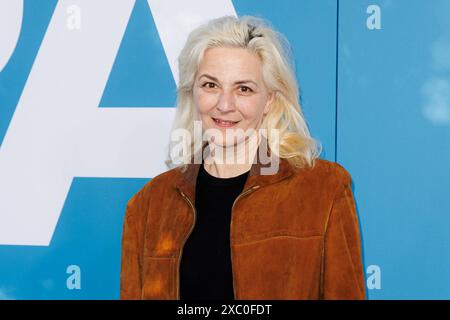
209, 137, 247, 149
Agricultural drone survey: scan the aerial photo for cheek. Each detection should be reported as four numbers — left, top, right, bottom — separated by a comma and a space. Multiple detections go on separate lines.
194, 91, 217, 113
239, 96, 268, 121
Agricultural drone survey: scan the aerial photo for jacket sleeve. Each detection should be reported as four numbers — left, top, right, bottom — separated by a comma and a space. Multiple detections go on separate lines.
120, 186, 150, 300
321, 166, 366, 300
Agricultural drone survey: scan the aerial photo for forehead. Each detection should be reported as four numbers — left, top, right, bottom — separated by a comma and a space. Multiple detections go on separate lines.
198, 47, 263, 78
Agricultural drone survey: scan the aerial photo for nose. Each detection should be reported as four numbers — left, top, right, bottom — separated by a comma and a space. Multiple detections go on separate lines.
216, 89, 236, 113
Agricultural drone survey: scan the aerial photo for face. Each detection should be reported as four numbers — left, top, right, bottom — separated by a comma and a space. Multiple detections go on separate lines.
193, 47, 274, 148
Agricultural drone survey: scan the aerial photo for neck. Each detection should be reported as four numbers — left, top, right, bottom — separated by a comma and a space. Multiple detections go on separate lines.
203, 133, 260, 179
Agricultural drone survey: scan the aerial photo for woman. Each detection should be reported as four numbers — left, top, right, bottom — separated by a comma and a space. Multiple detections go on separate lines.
120, 15, 366, 300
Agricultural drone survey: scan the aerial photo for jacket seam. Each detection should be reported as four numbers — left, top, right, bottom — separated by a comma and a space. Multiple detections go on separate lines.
234, 234, 322, 246
336, 191, 364, 298
319, 164, 346, 299
134, 181, 153, 300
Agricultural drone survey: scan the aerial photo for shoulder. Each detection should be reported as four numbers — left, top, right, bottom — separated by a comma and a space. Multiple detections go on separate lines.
289, 158, 352, 190
313, 158, 352, 181
125, 166, 183, 218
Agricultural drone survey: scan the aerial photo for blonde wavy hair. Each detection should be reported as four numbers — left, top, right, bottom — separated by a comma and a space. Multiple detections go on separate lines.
165, 15, 322, 172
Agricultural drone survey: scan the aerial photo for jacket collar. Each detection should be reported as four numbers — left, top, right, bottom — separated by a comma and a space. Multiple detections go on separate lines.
175, 140, 294, 201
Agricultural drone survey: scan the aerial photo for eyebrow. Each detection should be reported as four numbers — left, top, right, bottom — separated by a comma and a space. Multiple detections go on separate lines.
198, 74, 259, 87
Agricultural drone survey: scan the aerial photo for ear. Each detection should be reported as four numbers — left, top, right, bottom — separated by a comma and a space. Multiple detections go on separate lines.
263, 91, 275, 115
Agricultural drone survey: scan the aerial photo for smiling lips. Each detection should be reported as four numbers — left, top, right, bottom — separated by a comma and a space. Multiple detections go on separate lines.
212, 117, 240, 128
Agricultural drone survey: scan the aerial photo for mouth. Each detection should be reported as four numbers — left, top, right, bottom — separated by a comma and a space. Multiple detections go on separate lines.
211, 117, 240, 128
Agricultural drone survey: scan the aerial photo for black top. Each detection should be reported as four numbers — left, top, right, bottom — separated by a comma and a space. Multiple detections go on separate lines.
179, 161, 250, 300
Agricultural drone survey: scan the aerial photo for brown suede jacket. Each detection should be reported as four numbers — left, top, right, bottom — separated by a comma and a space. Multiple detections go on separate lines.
120, 148, 366, 300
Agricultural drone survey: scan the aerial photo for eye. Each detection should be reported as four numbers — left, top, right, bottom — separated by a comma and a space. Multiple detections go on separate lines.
239, 85, 253, 93
202, 82, 217, 89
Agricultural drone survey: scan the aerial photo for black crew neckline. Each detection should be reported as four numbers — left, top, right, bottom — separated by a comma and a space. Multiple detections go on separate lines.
198, 162, 250, 187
